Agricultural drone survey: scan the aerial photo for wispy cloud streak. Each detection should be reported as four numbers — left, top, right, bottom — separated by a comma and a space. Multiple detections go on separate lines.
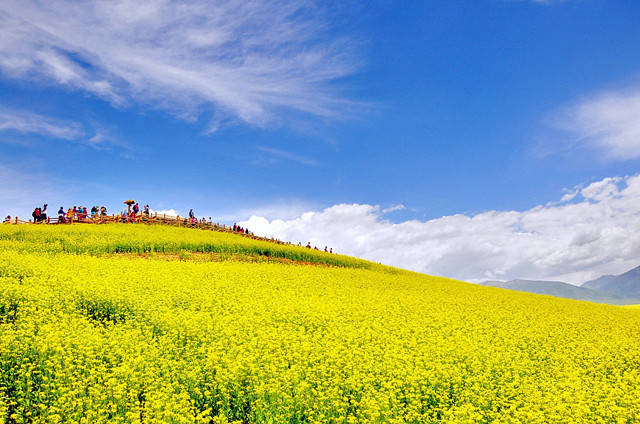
257, 146, 319, 166
551, 89, 640, 160
0, 0, 360, 129
0, 107, 84, 140
0, 106, 127, 151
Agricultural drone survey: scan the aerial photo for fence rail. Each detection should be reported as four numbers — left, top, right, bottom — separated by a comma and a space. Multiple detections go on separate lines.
2, 213, 293, 246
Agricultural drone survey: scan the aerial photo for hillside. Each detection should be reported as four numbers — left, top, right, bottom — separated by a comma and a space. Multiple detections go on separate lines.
480, 279, 636, 305
0, 224, 379, 270
1, 224, 640, 422
582, 265, 640, 298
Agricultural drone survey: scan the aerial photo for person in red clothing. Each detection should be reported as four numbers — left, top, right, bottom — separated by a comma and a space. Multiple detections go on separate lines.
32, 208, 41, 223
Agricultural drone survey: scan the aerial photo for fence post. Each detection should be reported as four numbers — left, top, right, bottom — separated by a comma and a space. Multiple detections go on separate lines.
15, 217, 18, 224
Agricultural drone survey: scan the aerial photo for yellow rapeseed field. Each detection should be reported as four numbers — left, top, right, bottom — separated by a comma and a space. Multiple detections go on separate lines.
1, 224, 639, 423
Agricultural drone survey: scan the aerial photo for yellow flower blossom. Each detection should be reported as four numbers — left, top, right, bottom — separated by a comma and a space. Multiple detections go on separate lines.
0, 224, 639, 422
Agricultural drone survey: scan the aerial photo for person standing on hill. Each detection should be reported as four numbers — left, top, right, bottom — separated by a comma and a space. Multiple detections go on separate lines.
32, 207, 40, 223
58, 207, 65, 223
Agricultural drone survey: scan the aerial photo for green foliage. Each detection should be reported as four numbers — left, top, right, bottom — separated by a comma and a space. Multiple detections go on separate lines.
0, 298, 19, 325
76, 297, 133, 325
0, 224, 384, 271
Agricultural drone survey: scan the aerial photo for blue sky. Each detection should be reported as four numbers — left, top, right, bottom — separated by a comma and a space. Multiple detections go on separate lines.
2, 0, 640, 283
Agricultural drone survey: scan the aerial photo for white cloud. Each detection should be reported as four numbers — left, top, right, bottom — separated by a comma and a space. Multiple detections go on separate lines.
256, 146, 319, 167
239, 175, 640, 284
217, 201, 316, 223
0, 0, 360, 128
0, 107, 84, 140
150, 209, 180, 217
0, 106, 128, 151
556, 89, 640, 160
382, 204, 405, 214
558, 190, 578, 203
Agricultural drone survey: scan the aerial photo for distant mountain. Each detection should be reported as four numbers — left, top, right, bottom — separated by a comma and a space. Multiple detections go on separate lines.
581, 274, 617, 291
581, 265, 640, 299
481, 279, 635, 305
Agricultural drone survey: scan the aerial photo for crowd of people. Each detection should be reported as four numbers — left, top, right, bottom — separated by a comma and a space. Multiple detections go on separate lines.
232, 223, 250, 235
4, 200, 336, 254
113, 203, 152, 223
55, 205, 109, 223
31, 203, 155, 224
304, 242, 333, 253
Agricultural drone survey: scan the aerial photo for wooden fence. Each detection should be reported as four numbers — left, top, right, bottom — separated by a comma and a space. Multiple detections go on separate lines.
1, 213, 293, 246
